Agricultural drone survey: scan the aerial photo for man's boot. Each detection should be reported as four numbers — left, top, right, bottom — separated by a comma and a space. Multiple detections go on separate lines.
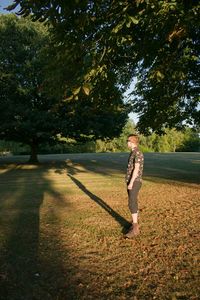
133, 223, 140, 236
125, 223, 140, 239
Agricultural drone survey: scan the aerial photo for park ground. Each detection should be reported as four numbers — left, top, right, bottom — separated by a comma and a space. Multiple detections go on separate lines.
0, 152, 199, 300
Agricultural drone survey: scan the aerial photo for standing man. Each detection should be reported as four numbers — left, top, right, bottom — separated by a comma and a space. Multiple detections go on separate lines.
125, 134, 144, 239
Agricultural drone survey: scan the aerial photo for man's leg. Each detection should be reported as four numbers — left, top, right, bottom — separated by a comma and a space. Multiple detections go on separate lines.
126, 181, 142, 238
132, 213, 140, 235
132, 212, 138, 224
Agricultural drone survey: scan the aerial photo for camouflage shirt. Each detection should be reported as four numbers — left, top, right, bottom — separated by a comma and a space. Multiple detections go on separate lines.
126, 147, 144, 184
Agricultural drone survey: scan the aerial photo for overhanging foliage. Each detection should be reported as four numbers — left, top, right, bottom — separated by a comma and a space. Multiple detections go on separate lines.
8, 0, 200, 133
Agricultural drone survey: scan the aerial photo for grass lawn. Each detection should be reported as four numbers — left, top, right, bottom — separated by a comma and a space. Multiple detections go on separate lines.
0, 152, 199, 300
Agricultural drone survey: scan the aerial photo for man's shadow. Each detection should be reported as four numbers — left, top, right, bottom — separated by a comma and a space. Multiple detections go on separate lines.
0, 163, 78, 300
67, 174, 131, 233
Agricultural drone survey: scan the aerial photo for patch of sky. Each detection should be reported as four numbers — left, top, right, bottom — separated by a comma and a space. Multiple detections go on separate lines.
123, 77, 139, 125
0, 0, 17, 14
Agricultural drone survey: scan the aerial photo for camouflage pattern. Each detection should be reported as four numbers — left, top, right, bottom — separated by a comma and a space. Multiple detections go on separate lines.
126, 147, 144, 184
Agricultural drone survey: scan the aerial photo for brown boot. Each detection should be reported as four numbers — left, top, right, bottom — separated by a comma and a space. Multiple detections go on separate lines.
133, 223, 140, 236
125, 223, 140, 239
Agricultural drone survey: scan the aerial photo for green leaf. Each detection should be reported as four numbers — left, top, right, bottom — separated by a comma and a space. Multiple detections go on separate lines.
112, 20, 125, 33
129, 16, 139, 24
72, 86, 81, 95
126, 20, 132, 28
82, 85, 90, 95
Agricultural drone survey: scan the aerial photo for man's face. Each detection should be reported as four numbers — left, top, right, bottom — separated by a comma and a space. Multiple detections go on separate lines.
127, 138, 136, 149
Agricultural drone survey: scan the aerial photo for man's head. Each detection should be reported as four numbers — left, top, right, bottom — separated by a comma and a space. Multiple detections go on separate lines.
127, 134, 139, 148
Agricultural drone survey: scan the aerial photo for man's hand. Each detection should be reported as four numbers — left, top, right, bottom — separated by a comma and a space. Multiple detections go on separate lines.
127, 182, 133, 190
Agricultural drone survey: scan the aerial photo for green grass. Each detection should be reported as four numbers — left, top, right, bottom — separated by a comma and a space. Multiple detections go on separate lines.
0, 152, 199, 300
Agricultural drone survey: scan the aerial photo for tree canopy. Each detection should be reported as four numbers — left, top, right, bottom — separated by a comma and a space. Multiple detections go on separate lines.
0, 14, 128, 162
8, 0, 200, 134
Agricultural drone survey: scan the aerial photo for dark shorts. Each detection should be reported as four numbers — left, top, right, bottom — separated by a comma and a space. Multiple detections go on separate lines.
127, 181, 142, 214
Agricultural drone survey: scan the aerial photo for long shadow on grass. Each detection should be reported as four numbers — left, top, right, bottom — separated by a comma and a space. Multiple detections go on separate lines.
68, 174, 131, 232
0, 164, 78, 300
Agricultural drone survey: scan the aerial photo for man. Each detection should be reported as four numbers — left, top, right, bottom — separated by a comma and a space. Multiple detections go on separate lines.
125, 134, 144, 239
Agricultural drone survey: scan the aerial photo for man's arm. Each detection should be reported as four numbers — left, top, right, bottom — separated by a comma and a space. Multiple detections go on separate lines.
127, 162, 140, 190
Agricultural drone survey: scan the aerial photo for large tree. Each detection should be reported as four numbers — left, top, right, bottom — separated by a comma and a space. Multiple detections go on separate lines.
0, 14, 128, 162
0, 14, 58, 162
8, 0, 200, 133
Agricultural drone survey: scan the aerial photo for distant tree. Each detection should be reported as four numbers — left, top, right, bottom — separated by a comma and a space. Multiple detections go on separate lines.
95, 119, 136, 152
177, 128, 200, 151
139, 127, 199, 152
0, 15, 128, 162
153, 135, 171, 152
165, 128, 185, 152
8, 0, 200, 133
112, 119, 136, 152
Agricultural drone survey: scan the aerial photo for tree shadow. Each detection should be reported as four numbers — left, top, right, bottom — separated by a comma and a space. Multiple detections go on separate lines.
2, 152, 199, 184
0, 164, 78, 300
45, 152, 200, 184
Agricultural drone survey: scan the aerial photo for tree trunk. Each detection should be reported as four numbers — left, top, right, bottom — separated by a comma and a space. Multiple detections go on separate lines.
29, 143, 39, 164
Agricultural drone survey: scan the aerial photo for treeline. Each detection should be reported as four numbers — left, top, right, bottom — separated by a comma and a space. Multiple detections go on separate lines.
95, 121, 200, 153
0, 120, 199, 156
